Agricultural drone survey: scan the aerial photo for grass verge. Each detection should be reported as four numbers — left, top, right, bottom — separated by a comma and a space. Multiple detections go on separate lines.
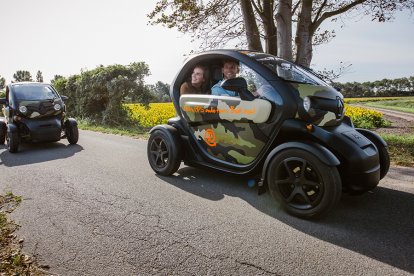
78, 120, 150, 139
0, 192, 45, 275
381, 134, 414, 167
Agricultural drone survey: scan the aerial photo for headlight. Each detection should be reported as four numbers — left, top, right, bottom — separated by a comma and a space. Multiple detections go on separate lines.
19, 105, 28, 113
54, 104, 61, 111
303, 97, 311, 112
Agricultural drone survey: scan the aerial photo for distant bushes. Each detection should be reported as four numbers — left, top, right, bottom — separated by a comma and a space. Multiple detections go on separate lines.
52, 62, 153, 125
334, 76, 414, 98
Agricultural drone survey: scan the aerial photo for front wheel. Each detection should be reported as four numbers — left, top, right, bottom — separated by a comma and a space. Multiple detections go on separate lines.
65, 119, 79, 144
6, 128, 19, 153
147, 129, 181, 176
267, 149, 342, 219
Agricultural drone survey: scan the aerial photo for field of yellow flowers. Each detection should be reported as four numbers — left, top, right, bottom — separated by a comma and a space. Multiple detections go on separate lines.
124, 103, 176, 128
344, 104, 386, 128
124, 102, 386, 129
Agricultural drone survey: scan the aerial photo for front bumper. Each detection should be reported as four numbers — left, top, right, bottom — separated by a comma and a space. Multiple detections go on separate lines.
18, 117, 62, 142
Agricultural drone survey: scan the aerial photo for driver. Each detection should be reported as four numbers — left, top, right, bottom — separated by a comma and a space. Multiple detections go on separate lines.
211, 59, 240, 97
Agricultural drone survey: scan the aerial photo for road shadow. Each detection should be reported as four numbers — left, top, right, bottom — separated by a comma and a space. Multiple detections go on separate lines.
0, 142, 83, 167
157, 166, 414, 273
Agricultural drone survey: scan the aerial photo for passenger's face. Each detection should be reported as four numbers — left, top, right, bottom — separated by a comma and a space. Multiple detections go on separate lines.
222, 62, 239, 80
191, 67, 205, 87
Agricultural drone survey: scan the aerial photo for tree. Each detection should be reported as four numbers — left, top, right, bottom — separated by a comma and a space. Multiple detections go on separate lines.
13, 70, 33, 82
52, 75, 64, 81
147, 81, 171, 102
36, 70, 44, 82
54, 62, 152, 124
0, 76, 5, 89
149, 0, 414, 67
334, 76, 414, 97
51, 76, 67, 95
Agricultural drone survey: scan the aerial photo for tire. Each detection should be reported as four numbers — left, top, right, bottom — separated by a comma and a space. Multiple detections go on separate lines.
0, 121, 6, 145
266, 149, 342, 219
6, 128, 19, 153
377, 144, 390, 180
147, 129, 182, 176
65, 119, 79, 144
368, 140, 390, 180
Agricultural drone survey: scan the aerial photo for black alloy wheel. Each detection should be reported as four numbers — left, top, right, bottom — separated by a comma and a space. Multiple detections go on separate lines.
147, 129, 181, 176
267, 149, 342, 219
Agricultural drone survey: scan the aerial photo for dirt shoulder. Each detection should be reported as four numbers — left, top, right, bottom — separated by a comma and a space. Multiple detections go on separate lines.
374, 112, 414, 136
0, 194, 47, 275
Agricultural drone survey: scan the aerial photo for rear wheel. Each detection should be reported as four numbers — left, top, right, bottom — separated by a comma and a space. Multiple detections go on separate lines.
6, 128, 19, 153
147, 129, 181, 176
0, 121, 6, 145
267, 149, 342, 219
65, 119, 79, 144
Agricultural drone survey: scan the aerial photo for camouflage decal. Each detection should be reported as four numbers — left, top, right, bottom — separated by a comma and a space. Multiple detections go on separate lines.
292, 84, 340, 100
291, 83, 344, 127
180, 95, 270, 165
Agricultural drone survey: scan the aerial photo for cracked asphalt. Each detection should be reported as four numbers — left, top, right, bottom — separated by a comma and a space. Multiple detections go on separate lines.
0, 130, 413, 275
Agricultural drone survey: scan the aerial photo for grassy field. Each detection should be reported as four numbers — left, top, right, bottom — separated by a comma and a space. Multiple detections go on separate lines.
365, 99, 414, 114
381, 134, 414, 167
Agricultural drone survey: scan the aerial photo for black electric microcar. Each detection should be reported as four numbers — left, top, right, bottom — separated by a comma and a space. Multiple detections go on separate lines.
147, 50, 389, 219
0, 82, 78, 153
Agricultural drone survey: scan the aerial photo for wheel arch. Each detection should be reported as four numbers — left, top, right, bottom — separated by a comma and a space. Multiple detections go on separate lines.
356, 128, 389, 180
261, 141, 340, 182
7, 122, 18, 133
65, 117, 78, 126
356, 128, 387, 147
149, 124, 180, 139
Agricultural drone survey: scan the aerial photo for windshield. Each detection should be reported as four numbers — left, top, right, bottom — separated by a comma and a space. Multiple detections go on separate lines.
242, 52, 328, 86
13, 85, 58, 101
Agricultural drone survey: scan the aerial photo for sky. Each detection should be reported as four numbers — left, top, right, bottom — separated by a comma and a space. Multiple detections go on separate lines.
0, 0, 413, 85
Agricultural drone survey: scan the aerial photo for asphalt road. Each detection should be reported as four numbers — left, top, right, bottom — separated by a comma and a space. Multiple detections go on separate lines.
0, 130, 413, 275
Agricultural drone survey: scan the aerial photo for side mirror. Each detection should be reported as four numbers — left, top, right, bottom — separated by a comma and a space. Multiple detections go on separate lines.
60, 95, 68, 101
221, 77, 255, 101
0, 97, 6, 105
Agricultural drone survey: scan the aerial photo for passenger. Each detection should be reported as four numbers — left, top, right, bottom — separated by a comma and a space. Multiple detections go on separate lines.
211, 59, 240, 97
180, 65, 210, 95
254, 84, 279, 102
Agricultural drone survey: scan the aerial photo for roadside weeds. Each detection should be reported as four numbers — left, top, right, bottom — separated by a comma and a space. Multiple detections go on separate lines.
0, 193, 48, 276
